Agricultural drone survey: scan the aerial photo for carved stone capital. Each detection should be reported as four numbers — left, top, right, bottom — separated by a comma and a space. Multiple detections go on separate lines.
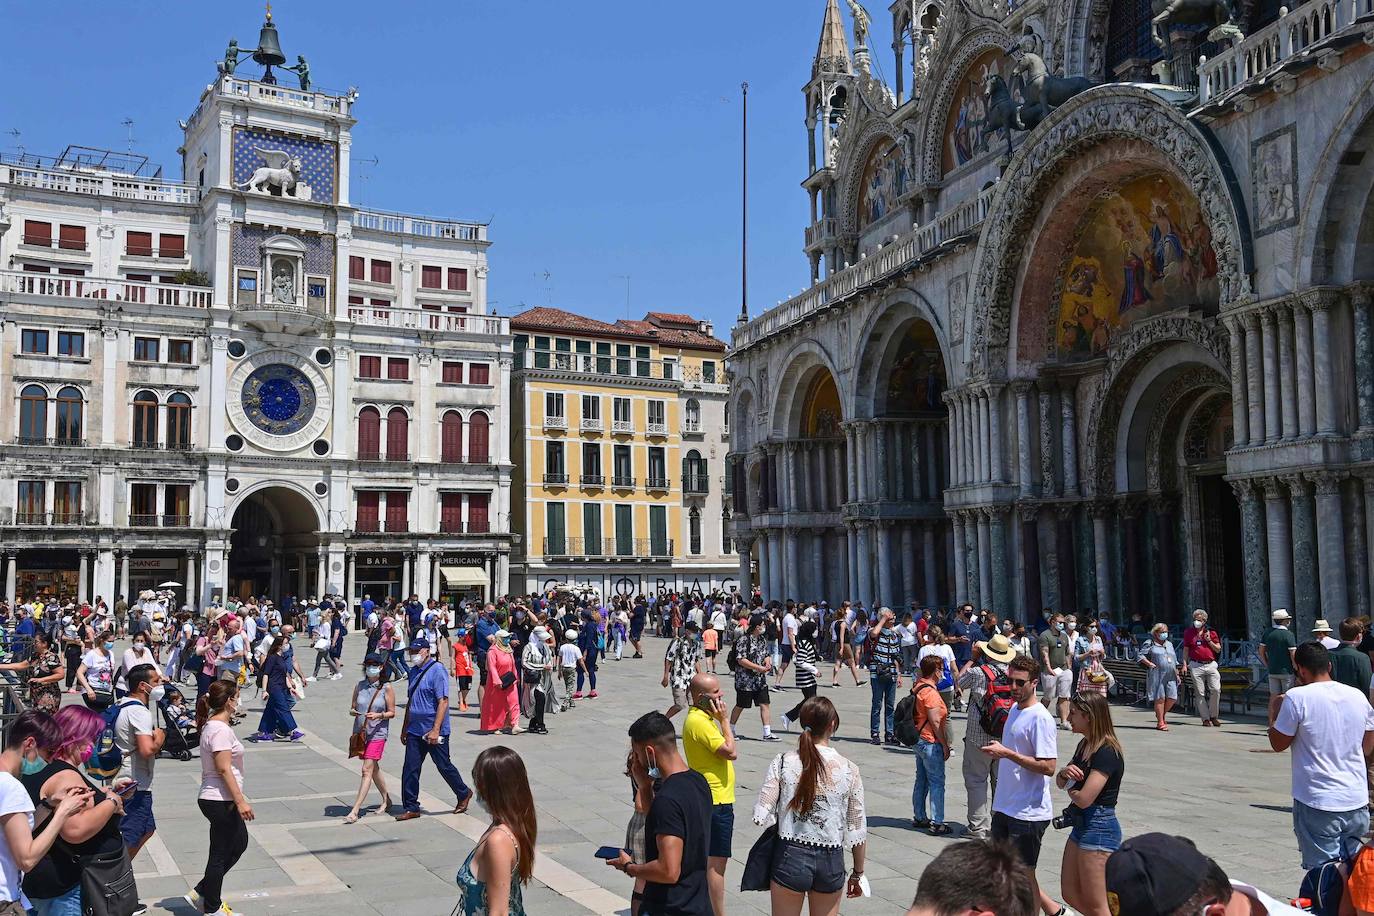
1310, 470, 1346, 496
1228, 478, 1258, 504
1088, 499, 1116, 519
1018, 504, 1041, 523
1280, 474, 1311, 499
1259, 476, 1286, 501
1302, 289, 1344, 313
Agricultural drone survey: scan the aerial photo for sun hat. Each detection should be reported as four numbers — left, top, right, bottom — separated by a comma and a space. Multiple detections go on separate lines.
1272, 608, 1291, 621
976, 633, 1017, 664
1313, 618, 1334, 633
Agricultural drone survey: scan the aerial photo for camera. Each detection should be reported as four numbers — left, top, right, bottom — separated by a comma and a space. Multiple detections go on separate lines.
1051, 806, 1084, 830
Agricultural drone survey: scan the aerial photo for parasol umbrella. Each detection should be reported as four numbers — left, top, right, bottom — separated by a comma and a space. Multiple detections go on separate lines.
158, 581, 183, 588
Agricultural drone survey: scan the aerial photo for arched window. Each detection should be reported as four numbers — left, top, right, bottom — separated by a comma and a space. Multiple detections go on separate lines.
684, 449, 706, 493
723, 403, 730, 433
689, 507, 702, 556
19, 385, 48, 443
386, 407, 409, 461
166, 392, 192, 449
722, 508, 733, 554
357, 407, 381, 459
468, 411, 490, 463
55, 387, 83, 443
132, 390, 158, 448
685, 398, 701, 431
441, 410, 464, 463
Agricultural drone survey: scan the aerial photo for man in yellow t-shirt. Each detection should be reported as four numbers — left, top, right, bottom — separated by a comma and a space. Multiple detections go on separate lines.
684, 672, 737, 916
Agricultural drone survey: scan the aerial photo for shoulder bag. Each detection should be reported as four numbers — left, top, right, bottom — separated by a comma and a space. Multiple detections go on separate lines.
740, 754, 785, 892
79, 844, 140, 916
349, 684, 384, 759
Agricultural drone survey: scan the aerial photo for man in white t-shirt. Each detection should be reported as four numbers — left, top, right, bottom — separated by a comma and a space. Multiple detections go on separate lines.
774, 605, 800, 688
114, 663, 166, 860
981, 654, 1061, 916
1269, 640, 1374, 870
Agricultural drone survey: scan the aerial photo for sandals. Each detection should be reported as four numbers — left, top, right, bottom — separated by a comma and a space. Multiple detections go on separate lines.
1156, 724, 1170, 731
343, 812, 359, 824
930, 824, 953, 836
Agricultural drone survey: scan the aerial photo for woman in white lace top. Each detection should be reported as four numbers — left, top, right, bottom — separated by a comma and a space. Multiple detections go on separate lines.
752, 696, 867, 915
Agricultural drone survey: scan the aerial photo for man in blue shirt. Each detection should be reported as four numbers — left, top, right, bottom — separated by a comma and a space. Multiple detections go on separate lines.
405, 594, 424, 632
396, 637, 472, 821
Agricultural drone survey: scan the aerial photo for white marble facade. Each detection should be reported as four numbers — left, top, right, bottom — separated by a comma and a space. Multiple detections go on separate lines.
0, 20, 513, 610
728, 0, 1374, 637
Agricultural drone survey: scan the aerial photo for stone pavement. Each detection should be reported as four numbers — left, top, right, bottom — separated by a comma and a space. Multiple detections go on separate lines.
127, 633, 1308, 915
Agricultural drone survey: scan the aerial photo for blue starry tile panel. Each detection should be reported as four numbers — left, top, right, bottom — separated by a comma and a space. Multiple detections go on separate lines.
231, 223, 335, 275
232, 127, 337, 204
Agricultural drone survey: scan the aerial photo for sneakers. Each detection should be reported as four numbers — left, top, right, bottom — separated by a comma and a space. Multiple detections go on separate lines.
288, 730, 304, 742
779, 714, 792, 732
246, 732, 275, 743
572, 692, 584, 699
761, 733, 780, 741
183, 890, 202, 911
870, 734, 881, 745
330, 673, 343, 680
305, 676, 317, 682
588, 690, 599, 698
884, 735, 901, 747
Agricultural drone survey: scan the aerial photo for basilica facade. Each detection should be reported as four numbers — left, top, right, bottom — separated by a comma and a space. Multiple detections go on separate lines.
727, 0, 1374, 637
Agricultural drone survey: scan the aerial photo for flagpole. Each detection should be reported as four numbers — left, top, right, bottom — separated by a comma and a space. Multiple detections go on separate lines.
737, 81, 750, 326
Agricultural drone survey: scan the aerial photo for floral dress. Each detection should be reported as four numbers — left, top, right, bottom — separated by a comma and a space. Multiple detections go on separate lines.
28, 648, 62, 712
455, 824, 525, 915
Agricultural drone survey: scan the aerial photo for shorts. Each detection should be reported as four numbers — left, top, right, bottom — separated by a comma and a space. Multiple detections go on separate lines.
705, 649, 718, 658
363, 738, 387, 761
630, 624, 644, 640
709, 804, 734, 859
672, 686, 691, 709
438, 624, 450, 638
1067, 804, 1122, 853
992, 811, 1049, 868
1040, 669, 1073, 703
120, 789, 156, 847
769, 837, 845, 894
477, 656, 488, 685
1268, 673, 1294, 695
781, 645, 795, 664
457, 675, 472, 691
735, 686, 770, 709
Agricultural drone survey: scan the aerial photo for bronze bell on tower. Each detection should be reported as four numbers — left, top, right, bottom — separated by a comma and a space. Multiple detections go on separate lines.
252, 12, 286, 83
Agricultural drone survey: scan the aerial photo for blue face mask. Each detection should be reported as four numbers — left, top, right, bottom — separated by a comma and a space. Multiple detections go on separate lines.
20, 753, 46, 776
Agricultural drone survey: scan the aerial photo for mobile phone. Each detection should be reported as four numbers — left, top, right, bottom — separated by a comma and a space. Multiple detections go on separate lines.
695, 695, 716, 712
594, 846, 626, 860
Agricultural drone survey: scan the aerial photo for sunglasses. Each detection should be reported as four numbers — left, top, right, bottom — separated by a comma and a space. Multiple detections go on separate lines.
1009, 677, 1032, 687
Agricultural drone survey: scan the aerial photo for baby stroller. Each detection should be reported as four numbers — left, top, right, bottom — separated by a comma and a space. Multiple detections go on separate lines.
156, 691, 199, 762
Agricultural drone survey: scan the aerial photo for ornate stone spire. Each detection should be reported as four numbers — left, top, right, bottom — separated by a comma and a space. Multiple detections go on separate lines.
814, 0, 853, 76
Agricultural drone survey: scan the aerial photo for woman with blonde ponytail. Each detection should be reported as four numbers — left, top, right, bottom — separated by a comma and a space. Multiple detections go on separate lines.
752, 696, 867, 916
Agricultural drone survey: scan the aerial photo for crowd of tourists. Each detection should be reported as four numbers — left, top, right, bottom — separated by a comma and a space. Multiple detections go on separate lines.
1, 583, 1372, 916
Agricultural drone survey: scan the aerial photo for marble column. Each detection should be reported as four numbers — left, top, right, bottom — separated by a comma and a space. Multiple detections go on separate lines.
188, 551, 201, 611
784, 443, 798, 510
758, 532, 772, 603
1312, 472, 1350, 616
901, 524, 917, 607
944, 396, 960, 486
1014, 383, 1033, 497
769, 533, 785, 604
1056, 506, 1078, 613
1244, 312, 1266, 444
1310, 293, 1339, 435
988, 386, 1005, 483
119, 552, 131, 602
344, 551, 356, 610
845, 425, 859, 503
847, 525, 859, 603
1233, 479, 1271, 639
1261, 477, 1295, 614
77, 551, 90, 603
1345, 482, 1369, 619
925, 424, 941, 496
965, 513, 982, 608
856, 523, 874, 609
1061, 382, 1080, 495
876, 523, 894, 608
4, 554, 16, 604
976, 393, 990, 483
1091, 503, 1115, 615
785, 530, 801, 601
909, 424, 923, 501
977, 511, 993, 611
1365, 477, 1374, 619
401, 553, 413, 597
1294, 301, 1317, 437
923, 523, 939, 607
1278, 304, 1299, 440
964, 395, 978, 485
875, 424, 890, 502
1120, 501, 1142, 618
834, 530, 850, 603
1039, 388, 1056, 496
1260, 307, 1281, 443
1020, 506, 1042, 616
1285, 474, 1319, 633
951, 515, 968, 605
990, 508, 1010, 614
1354, 289, 1374, 431
1227, 317, 1250, 447
1154, 498, 1179, 621
811, 530, 826, 604
737, 536, 754, 599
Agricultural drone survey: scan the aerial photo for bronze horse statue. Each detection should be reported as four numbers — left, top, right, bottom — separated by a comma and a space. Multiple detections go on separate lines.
1011, 51, 1095, 130
981, 74, 1022, 158
1151, 0, 1241, 58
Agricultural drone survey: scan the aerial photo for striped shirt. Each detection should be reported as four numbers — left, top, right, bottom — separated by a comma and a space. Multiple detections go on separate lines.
794, 638, 818, 690
868, 627, 903, 677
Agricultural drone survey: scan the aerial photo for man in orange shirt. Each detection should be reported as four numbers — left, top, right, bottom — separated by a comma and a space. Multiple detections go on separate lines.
911, 655, 952, 836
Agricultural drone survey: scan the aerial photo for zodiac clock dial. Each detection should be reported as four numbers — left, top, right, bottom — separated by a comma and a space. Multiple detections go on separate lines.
240, 364, 317, 435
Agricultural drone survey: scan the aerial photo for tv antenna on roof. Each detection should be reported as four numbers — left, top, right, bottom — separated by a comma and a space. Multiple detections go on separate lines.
4, 129, 21, 157
354, 155, 379, 204
121, 119, 136, 160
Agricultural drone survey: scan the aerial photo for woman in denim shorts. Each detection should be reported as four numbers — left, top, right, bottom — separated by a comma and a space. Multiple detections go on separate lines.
1055, 692, 1125, 916
752, 696, 867, 914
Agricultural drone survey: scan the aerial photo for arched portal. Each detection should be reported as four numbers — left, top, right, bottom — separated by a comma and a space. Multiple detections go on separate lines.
228, 485, 322, 601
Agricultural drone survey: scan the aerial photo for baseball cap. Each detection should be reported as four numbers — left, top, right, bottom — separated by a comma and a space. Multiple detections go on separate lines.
1105, 833, 1213, 916
408, 636, 431, 650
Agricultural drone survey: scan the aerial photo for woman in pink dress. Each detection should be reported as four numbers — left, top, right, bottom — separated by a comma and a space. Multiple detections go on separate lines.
480, 630, 521, 734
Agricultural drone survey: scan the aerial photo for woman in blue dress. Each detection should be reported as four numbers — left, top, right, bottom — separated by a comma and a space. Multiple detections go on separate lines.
455, 746, 535, 915
1137, 623, 1181, 731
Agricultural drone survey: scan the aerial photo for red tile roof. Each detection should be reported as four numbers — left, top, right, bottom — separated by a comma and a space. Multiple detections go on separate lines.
511, 307, 726, 352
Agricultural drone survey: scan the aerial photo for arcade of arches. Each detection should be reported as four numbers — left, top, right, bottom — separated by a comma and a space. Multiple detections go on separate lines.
228, 486, 325, 601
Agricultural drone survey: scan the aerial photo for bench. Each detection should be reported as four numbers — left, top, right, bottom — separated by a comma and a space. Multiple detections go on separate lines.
1102, 658, 1149, 703
1179, 664, 1259, 715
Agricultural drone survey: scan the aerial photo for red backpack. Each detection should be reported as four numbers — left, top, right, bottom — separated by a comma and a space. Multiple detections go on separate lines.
978, 665, 1016, 738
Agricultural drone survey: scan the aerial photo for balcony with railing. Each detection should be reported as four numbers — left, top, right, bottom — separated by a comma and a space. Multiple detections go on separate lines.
612, 475, 636, 490
214, 75, 353, 118
804, 217, 839, 249
684, 475, 710, 494
128, 513, 189, 527
13, 436, 88, 448
355, 518, 381, 533
646, 421, 668, 437
543, 414, 567, 431
542, 537, 674, 559
580, 417, 604, 433
732, 184, 997, 352
0, 156, 198, 205
385, 519, 410, 533
439, 520, 493, 534
353, 208, 488, 243
682, 418, 703, 435
14, 511, 84, 526
646, 476, 671, 492
1, 269, 213, 308
356, 450, 410, 463
1198, 0, 1374, 104
580, 473, 605, 487
612, 419, 635, 434
345, 305, 508, 336
543, 472, 569, 486
517, 349, 708, 384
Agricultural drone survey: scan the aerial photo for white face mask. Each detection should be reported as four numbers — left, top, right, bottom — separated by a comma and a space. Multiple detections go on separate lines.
1193, 620, 1205, 629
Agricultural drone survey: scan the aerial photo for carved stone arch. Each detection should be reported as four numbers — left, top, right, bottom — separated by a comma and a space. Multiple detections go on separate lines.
1144, 369, 1229, 491
1081, 315, 1230, 495
731, 381, 759, 453
969, 85, 1255, 381
916, 26, 1014, 188
849, 287, 951, 419
1054, 0, 1112, 79
1297, 67, 1374, 287
837, 119, 908, 237
767, 337, 847, 438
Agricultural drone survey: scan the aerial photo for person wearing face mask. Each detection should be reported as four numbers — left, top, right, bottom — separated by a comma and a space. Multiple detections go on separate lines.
116, 636, 156, 697
1183, 609, 1223, 727
23, 706, 131, 916
1036, 615, 1073, 730
111, 663, 165, 861
1137, 624, 1180, 730
187, 681, 252, 916
396, 637, 474, 822
75, 631, 117, 711
730, 614, 778, 742
343, 654, 395, 824
248, 636, 303, 743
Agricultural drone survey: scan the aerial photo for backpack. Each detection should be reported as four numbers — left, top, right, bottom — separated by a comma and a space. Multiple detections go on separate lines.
86, 698, 141, 782
893, 685, 932, 748
1298, 857, 1350, 916
977, 665, 1017, 739
726, 643, 739, 673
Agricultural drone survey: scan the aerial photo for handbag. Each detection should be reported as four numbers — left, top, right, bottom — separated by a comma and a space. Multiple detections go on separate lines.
79, 845, 139, 916
350, 684, 384, 759
740, 755, 784, 892
313, 636, 329, 651
500, 670, 517, 690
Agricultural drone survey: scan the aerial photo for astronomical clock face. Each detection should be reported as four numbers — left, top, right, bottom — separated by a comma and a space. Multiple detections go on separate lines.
241, 364, 317, 435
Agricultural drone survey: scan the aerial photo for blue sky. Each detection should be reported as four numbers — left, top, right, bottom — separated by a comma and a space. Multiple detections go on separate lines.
2, 1, 894, 336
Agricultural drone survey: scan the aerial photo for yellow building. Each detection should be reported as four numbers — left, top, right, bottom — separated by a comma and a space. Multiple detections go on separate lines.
509, 308, 736, 599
